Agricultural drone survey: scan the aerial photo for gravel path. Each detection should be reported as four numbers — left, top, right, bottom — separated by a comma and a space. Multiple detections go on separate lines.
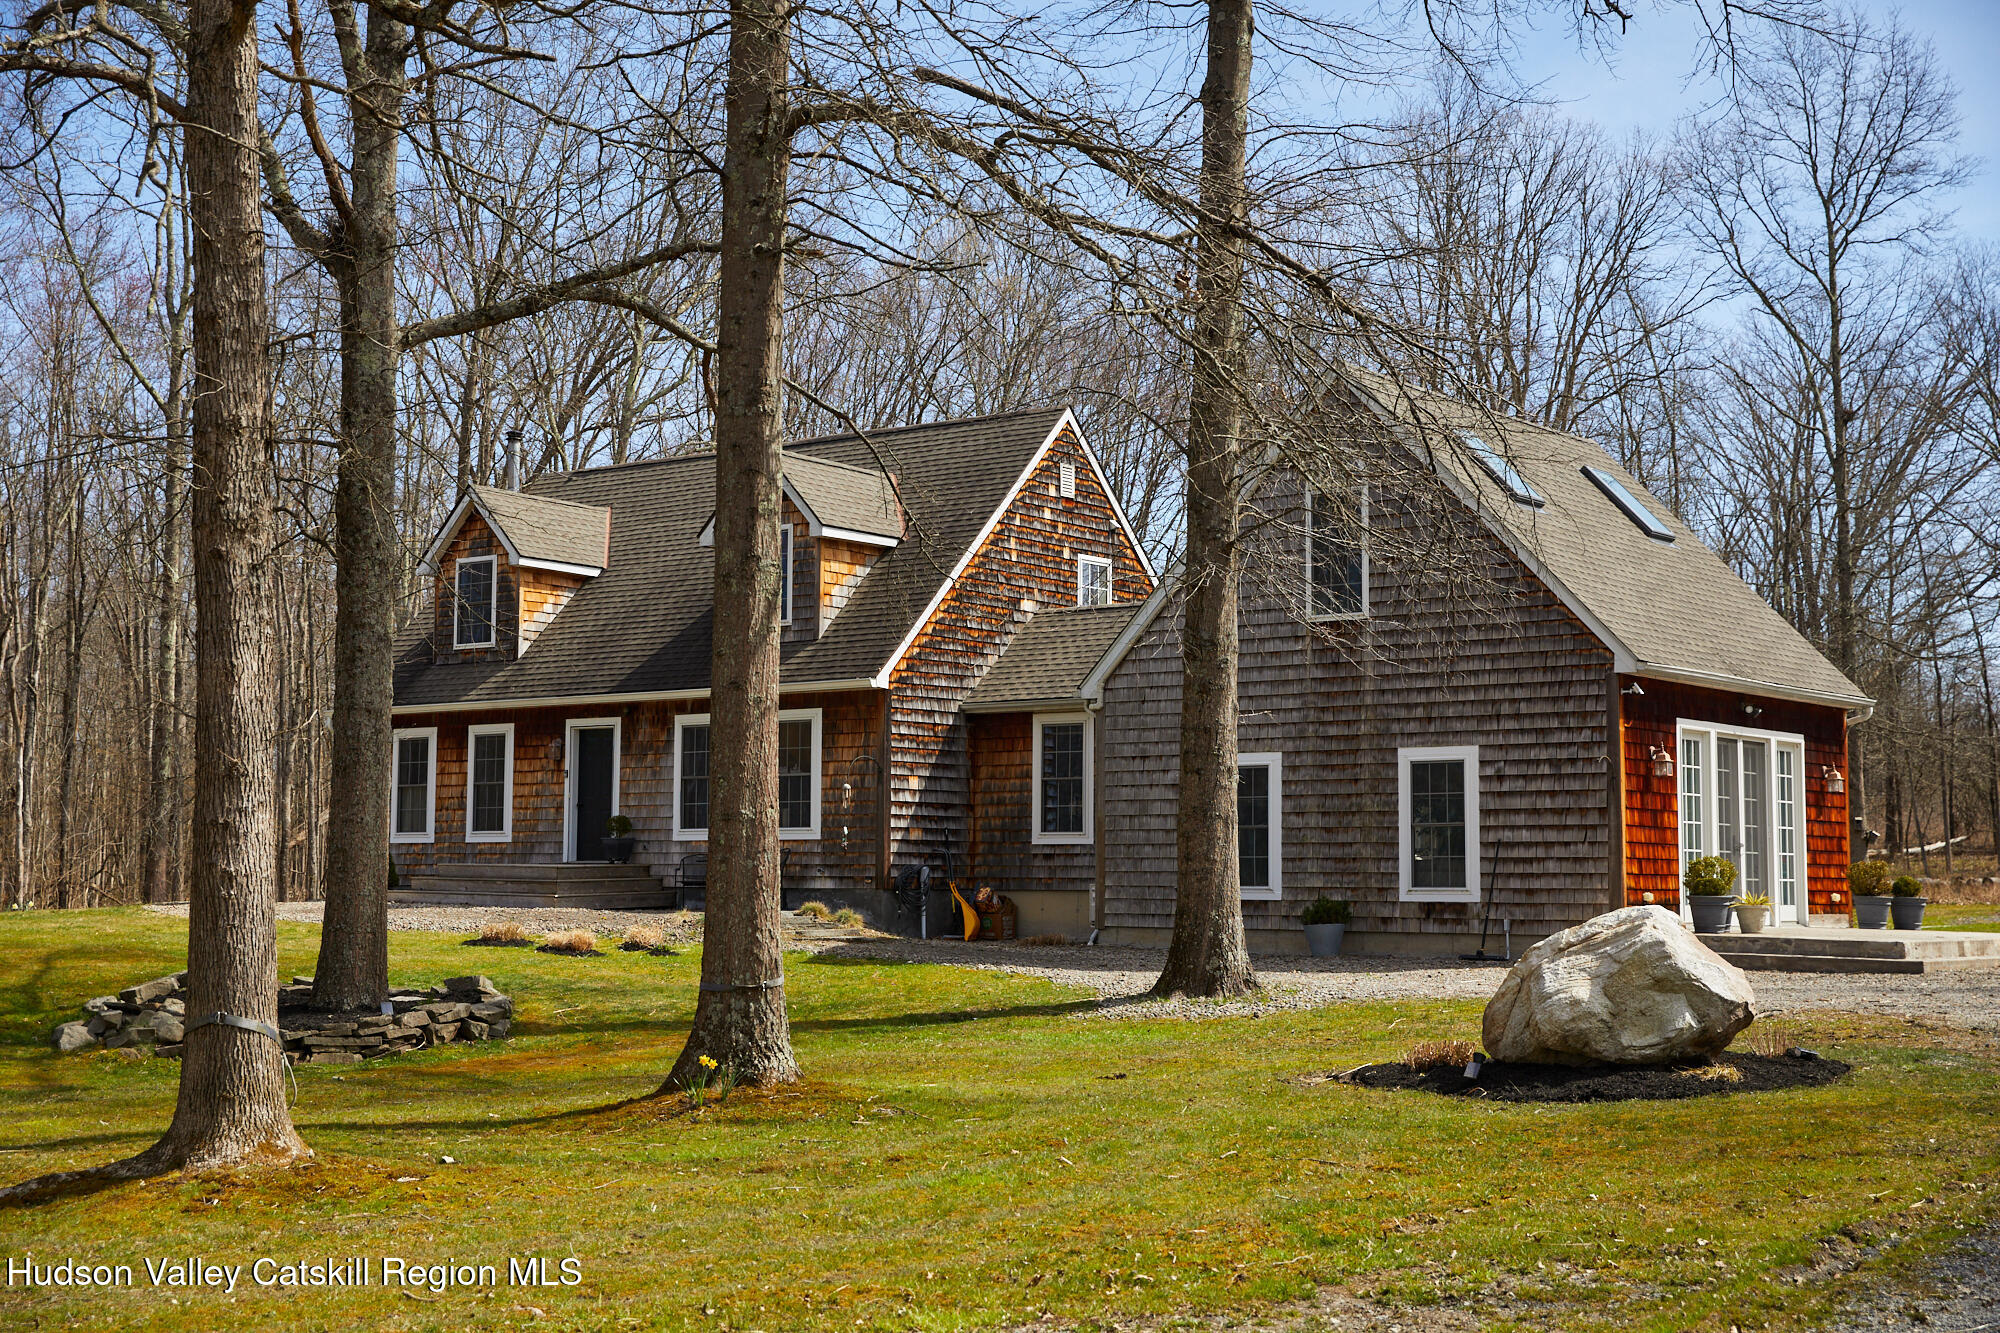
1826, 1222, 2000, 1333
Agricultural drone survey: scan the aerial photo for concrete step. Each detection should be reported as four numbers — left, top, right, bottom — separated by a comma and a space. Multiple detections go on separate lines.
1697, 927, 2000, 973
395, 864, 678, 910
423, 862, 656, 882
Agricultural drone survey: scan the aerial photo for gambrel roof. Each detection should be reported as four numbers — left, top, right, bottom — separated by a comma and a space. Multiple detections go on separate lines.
394, 407, 1150, 712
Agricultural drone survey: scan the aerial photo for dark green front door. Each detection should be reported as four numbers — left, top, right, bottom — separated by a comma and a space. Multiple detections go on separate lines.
571, 726, 615, 860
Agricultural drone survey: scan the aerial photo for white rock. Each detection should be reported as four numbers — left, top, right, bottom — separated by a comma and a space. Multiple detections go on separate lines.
51, 1021, 96, 1053
1481, 906, 1755, 1066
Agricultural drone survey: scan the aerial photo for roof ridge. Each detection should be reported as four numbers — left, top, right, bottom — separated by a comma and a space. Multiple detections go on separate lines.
781, 451, 893, 481
786, 404, 1068, 452
472, 482, 612, 513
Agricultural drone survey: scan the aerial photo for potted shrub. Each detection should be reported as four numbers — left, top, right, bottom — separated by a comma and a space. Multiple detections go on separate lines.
601, 814, 638, 864
1734, 893, 1773, 935
1684, 855, 1738, 933
1301, 897, 1351, 957
1889, 874, 1927, 931
1849, 860, 1893, 929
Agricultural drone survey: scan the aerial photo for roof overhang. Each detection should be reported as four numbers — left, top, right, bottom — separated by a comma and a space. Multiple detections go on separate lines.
416, 491, 607, 579
392, 677, 882, 717
1631, 663, 1875, 715
698, 476, 903, 549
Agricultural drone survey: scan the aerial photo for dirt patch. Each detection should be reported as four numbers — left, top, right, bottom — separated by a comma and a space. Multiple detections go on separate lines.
1344, 1050, 1850, 1103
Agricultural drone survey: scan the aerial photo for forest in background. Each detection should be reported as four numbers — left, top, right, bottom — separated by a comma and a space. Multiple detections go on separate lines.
2, 5, 1997, 910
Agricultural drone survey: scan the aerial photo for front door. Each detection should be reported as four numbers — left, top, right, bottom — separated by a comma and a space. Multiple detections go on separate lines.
570, 725, 616, 861
1678, 723, 1806, 925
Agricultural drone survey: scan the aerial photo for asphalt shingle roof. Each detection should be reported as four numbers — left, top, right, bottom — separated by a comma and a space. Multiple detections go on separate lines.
394, 408, 1068, 710
783, 453, 904, 540
963, 603, 1142, 712
1346, 372, 1871, 707
465, 484, 611, 570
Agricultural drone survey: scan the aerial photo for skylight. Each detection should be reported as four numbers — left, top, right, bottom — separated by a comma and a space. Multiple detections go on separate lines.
1582, 466, 1675, 542
1458, 431, 1544, 507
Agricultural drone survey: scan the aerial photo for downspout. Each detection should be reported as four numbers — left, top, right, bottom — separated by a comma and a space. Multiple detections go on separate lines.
1087, 695, 1106, 944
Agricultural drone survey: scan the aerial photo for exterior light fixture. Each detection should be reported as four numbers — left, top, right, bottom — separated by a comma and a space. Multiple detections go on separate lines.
1622, 681, 1645, 696
1822, 766, 1845, 794
1649, 745, 1675, 779
1741, 701, 1763, 718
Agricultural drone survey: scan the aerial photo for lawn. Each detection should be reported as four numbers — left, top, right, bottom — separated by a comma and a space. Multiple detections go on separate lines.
2, 909, 1997, 1333
1924, 904, 2000, 932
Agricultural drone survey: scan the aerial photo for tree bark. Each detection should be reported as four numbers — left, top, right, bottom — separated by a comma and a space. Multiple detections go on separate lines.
663, 0, 799, 1091
144, 362, 188, 904
311, 2, 407, 1013
1154, 0, 1256, 999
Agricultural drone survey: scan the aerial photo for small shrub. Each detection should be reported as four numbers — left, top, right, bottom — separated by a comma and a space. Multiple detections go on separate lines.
833, 907, 864, 928
1404, 1039, 1476, 1072
796, 900, 833, 921
1021, 933, 1068, 946
1684, 855, 1738, 897
1736, 1018, 1806, 1058
1891, 875, 1924, 898
540, 929, 599, 956
477, 920, 529, 944
1300, 896, 1351, 926
605, 814, 634, 837
1848, 860, 1892, 896
622, 924, 665, 951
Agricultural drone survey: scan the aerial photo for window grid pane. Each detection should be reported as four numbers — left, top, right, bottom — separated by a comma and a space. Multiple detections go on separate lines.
1409, 759, 1466, 889
1040, 723, 1085, 835
1777, 749, 1798, 908
470, 733, 507, 833
1078, 559, 1111, 607
778, 718, 813, 829
1238, 763, 1270, 888
679, 725, 710, 831
395, 736, 430, 835
1681, 735, 1704, 869
455, 561, 494, 645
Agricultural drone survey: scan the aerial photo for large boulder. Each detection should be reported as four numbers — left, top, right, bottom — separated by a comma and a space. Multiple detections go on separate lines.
1481, 906, 1755, 1066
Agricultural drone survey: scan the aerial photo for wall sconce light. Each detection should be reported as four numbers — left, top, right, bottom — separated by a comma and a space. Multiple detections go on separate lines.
551, 736, 564, 767
1641, 891, 1656, 904
840, 781, 854, 813
1822, 765, 1845, 794
1622, 681, 1645, 696
1649, 745, 1675, 779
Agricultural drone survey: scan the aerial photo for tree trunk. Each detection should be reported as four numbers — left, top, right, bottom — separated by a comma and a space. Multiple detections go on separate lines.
144, 380, 187, 904
312, 5, 407, 1013
663, 0, 799, 1091
1154, 0, 1256, 999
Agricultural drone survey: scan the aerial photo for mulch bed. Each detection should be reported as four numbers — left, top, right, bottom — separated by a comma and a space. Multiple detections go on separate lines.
1344, 1051, 1850, 1103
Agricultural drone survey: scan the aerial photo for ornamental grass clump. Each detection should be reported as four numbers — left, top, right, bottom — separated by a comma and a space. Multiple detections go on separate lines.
1404, 1039, 1476, 1072
833, 907, 864, 928
796, 901, 833, 921
539, 929, 599, 956
621, 924, 665, 951
476, 920, 530, 945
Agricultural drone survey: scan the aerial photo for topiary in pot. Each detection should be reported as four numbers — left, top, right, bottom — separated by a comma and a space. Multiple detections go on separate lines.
1683, 855, 1738, 933
601, 813, 638, 864
1889, 874, 1926, 931
1300, 896, 1351, 957
1849, 860, 1893, 929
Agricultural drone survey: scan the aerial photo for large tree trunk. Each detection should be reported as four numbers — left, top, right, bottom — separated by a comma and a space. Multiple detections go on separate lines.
1154, 0, 1256, 999
663, 0, 799, 1091
312, 5, 407, 1013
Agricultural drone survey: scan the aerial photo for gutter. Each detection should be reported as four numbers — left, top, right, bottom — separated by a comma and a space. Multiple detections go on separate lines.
392, 677, 883, 717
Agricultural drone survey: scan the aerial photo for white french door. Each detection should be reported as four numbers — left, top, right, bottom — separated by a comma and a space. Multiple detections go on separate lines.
1677, 721, 1807, 925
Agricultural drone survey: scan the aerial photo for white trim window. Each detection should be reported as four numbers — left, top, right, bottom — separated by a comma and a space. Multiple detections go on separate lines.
390, 727, 438, 844
1077, 554, 1113, 607
1238, 751, 1282, 899
675, 708, 823, 840
1399, 745, 1480, 902
465, 723, 514, 842
1675, 720, 1808, 923
453, 555, 498, 649
1306, 487, 1367, 620
779, 522, 794, 626
1032, 713, 1092, 844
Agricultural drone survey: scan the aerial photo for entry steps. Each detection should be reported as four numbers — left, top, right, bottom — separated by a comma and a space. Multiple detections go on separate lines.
1697, 927, 2000, 975
393, 862, 677, 910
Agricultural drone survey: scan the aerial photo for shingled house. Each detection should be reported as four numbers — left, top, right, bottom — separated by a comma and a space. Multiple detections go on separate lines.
387, 408, 1156, 932
1060, 376, 1873, 954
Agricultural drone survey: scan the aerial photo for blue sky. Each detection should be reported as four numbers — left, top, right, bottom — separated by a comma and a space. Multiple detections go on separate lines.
1504, 0, 1998, 244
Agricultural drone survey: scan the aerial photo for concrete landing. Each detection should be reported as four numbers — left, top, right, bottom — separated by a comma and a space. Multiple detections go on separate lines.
393, 863, 677, 910
1698, 925, 2000, 974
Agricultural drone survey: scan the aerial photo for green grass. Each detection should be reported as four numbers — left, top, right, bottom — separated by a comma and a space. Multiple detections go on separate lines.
1924, 904, 2000, 932
1, 909, 1997, 1332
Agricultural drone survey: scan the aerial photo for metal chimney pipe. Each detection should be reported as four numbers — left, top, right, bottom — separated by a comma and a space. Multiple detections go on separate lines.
503, 429, 523, 491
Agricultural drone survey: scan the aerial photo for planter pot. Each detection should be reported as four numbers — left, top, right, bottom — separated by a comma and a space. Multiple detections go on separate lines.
600, 835, 637, 865
1890, 896, 1927, 931
1688, 894, 1736, 933
1734, 904, 1773, 935
1303, 923, 1346, 958
1854, 894, 1893, 930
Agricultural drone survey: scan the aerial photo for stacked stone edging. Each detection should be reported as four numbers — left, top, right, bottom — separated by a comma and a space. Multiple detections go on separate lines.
50, 973, 515, 1064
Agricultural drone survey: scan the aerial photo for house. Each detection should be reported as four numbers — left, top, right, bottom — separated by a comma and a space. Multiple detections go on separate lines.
387, 408, 1157, 932
1056, 375, 1873, 954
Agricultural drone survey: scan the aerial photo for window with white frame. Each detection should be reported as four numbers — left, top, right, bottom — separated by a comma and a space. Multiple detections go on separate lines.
1033, 714, 1092, 843
1077, 555, 1113, 607
390, 727, 437, 843
1238, 752, 1282, 899
454, 555, 498, 649
466, 723, 513, 841
1399, 745, 1480, 901
1306, 487, 1366, 619
1676, 721, 1807, 920
674, 709, 822, 839
779, 523, 794, 625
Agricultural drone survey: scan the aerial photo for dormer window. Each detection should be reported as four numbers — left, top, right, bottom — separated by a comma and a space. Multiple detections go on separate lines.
454, 556, 497, 649
1460, 431, 1544, 508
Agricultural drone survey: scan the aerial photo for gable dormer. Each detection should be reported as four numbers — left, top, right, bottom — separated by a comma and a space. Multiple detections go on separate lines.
417, 484, 611, 665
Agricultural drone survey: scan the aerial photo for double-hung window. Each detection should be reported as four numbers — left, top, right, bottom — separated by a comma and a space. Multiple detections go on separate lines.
675, 709, 822, 840
466, 723, 514, 841
1077, 555, 1113, 607
454, 555, 498, 649
1238, 752, 1282, 899
1306, 487, 1366, 619
390, 727, 437, 843
1033, 714, 1092, 843
1399, 745, 1480, 901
